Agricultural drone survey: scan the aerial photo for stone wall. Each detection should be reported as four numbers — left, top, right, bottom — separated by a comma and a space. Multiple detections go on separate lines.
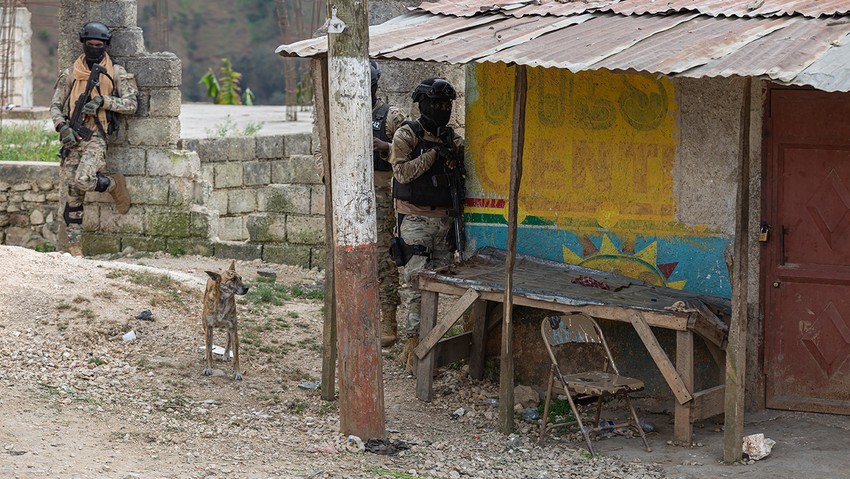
0, 130, 325, 269
0, 7, 33, 107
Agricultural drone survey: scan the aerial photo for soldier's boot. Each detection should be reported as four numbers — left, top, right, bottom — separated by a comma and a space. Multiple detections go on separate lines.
67, 241, 83, 258
96, 173, 130, 214
380, 307, 398, 348
402, 335, 418, 375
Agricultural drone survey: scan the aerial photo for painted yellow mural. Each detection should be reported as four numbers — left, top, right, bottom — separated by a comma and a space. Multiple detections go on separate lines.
467, 64, 678, 231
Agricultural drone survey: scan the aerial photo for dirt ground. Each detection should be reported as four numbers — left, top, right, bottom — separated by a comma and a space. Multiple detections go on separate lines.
1, 244, 848, 479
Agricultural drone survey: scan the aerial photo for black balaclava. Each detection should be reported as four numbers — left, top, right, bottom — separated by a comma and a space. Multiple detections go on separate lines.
371, 83, 378, 107
419, 98, 452, 135
83, 43, 106, 64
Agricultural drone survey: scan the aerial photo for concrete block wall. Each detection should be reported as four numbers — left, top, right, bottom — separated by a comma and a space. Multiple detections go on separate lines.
179, 132, 326, 269
0, 7, 33, 107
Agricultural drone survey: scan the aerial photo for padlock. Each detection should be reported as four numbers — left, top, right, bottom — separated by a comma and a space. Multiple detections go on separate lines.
759, 222, 771, 242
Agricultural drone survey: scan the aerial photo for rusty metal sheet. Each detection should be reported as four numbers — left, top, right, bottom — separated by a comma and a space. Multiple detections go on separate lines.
485, 13, 697, 70
795, 33, 850, 92
591, 14, 790, 74
415, 0, 850, 18
422, 247, 731, 318
682, 20, 850, 85
384, 14, 592, 64
604, 0, 850, 18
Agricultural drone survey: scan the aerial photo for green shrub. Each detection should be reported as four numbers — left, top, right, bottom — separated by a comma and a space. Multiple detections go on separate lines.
0, 124, 60, 162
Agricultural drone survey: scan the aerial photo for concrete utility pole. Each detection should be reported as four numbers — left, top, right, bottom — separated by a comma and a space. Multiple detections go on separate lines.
326, 0, 385, 439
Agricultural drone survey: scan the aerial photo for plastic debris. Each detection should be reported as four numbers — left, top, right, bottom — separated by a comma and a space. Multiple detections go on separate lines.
522, 408, 540, 420
742, 433, 776, 461
298, 380, 321, 390
344, 435, 365, 453
451, 407, 465, 419
135, 309, 153, 321
122, 330, 137, 341
639, 418, 657, 433
364, 438, 411, 455
506, 433, 523, 449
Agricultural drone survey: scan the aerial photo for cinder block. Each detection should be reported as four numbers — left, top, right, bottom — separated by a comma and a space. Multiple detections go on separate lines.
109, 27, 145, 57
147, 149, 200, 178
168, 178, 195, 207
215, 242, 262, 261
217, 216, 246, 241
122, 235, 166, 253
258, 184, 310, 214
311, 246, 327, 270
195, 137, 256, 163
82, 233, 121, 255
243, 161, 271, 186
166, 238, 215, 257
123, 53, 182, 87
256, 135, 284, 159
147, 209, 190, 238
126, 118, 180, 147
263, 243, 311, 268
246, 213, 286, 242
99, 207, 145, 234
127, 176, 169, 205
271, 155, 322, 185
215, 163, 243, 188
149, 88, 182, 117
208, 190, 228, 213
227, 189, 257, 214
190, 209, 217, 238
200, 163, 215, 184
284, 133, 312, 156
68, 0, 137, 30
105, 147, 146, 176
286, 215, 325, 245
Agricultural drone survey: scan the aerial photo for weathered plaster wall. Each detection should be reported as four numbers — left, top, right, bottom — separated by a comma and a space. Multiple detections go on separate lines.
464, 64, 765, 406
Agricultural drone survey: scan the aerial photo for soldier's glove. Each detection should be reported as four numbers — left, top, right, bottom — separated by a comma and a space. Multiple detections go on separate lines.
82, 96, 104, 116
58, 123, 78, 148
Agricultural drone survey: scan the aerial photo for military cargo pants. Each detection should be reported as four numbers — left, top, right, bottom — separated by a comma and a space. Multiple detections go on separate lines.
400, 214, 453, 336
376, 182, 401, 312
59, 135, 107, 246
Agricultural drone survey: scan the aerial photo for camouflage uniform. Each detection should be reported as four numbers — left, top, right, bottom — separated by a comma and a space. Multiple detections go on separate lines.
389, 123, 465, 337
373, 98, 406, 320
50, 58, 138, 250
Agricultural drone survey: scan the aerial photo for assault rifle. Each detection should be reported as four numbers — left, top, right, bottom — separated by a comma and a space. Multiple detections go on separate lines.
431, 126, 466, 262
58, 63, 107, 161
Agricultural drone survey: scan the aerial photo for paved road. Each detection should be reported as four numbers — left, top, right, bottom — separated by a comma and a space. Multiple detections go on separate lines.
179, 102, 313, 138
1, 103, 314, 140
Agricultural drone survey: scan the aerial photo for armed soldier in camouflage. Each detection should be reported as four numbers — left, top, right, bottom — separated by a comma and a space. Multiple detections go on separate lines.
389, 78, 465, 373
50, 21, 137, 257
370, 60, 408, 348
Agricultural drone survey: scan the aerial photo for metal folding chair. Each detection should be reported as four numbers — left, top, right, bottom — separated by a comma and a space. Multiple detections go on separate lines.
538, 312, 651, 457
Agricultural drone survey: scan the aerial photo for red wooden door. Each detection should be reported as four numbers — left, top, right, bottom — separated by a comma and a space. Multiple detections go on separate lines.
764, 87, 850, 414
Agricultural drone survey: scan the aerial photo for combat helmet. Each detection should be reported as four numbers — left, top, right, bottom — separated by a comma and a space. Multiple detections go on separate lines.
79, 22, 112, 44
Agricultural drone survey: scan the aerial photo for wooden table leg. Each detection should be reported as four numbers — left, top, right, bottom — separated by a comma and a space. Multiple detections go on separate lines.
675, 330, 694, 444
416, 291, 439, 401
468, 300, 488, 380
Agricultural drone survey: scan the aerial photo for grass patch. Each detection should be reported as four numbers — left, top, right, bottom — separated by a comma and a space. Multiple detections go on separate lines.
0, 124, 61, 162
371, 468, 419, 479
537, 397, 578, 426
34, 241, 56, 253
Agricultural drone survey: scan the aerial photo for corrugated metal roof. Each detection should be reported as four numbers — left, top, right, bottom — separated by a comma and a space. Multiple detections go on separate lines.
415, 0, 850, 18
276, 11, 850, 91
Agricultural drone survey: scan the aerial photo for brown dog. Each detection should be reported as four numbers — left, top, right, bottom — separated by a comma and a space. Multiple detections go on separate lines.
202, 261, 250, 380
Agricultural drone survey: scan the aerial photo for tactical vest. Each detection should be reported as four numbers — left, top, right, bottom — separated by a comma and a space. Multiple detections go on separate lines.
392, 121, 453, 208
372, 102, 392, 171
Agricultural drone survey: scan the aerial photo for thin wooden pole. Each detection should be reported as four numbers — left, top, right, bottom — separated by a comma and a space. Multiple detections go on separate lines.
723, 77, 752, 463
327, 0, 385, 439
312, 56, 337, 402
499, 64, 528, 434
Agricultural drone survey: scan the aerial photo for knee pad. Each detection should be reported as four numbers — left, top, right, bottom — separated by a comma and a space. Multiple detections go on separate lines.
63, 203, 84, 225
94, 173, 111, 192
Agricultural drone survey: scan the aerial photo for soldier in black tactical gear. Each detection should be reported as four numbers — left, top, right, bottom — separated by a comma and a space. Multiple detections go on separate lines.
50, 21, 138, 257
370, 60, 407, 348
389, 77, 464, 373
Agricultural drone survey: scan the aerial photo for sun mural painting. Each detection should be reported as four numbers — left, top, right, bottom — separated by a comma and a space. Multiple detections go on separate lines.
562, 234, 687, 290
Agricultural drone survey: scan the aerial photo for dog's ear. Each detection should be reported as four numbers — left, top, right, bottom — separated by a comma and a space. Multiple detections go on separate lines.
206, 271, 222, 282
228, 260, 236, 272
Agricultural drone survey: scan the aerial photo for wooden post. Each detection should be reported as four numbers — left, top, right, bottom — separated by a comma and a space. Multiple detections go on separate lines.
326, 0, 385, 439
312, 56, 337, 402
675, 330, 694, 444
723, 77, 752, 463
499, 64, 528, 434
